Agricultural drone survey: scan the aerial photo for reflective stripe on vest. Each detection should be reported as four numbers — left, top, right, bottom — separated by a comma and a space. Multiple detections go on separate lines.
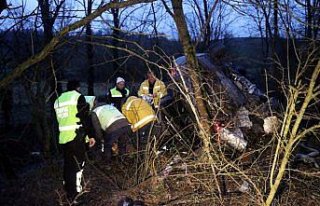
84, 96, 96, 110
122, 96, 157, 132
54, 96, 79, 109
54, 91, 81, 144
110, 87, 129, 98
59, 124, 81, 131
139, 81, 163, 99
93, 105, 125, 131
131, 114, 156, 131
125, 97, 140, 111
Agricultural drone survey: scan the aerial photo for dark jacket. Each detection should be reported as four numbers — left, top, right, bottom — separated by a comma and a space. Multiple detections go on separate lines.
107, 87, 129, 111
76, 94, 94, 139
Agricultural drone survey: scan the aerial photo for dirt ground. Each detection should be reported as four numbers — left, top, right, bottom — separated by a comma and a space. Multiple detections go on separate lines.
1, 148, 320, 206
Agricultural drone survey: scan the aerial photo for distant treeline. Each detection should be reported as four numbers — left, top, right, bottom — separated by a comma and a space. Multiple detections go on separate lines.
1, 29, 283, 83
0, 30, 183, 83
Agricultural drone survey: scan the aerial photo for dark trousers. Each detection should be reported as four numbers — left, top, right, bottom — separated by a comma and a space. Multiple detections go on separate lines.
104, 125, 131, 161
137, 124, 151, 144
133, 123, 161, 150
62, 135, 86, 200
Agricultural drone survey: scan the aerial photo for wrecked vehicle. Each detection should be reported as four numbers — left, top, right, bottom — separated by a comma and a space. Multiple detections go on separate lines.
166, 53, 277, 151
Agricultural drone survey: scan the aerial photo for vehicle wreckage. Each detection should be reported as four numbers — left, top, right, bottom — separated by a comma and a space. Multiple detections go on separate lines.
169, 53, 319, 168
168, 53, 279, 151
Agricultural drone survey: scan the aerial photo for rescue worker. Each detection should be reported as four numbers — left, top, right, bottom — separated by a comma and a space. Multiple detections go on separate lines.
107, 77, 130, 111
121, 96, 157, 145
91, 96, 130, 164
54, 80, 95, 202
138, 71, 167, 109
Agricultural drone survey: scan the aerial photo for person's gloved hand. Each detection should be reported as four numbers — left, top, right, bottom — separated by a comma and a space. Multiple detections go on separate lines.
89, 138, 96, 148
142, 95, 153, 104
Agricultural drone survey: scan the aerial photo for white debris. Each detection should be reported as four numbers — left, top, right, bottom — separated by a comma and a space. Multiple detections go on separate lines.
233, 127, 244, 139
263, 116, 279, 134
181, 163, 188, 174
161, 145, 167, 151
161, 155, 183, 177
238, 180, 250, 193
236, 107, 252, 128
173, 154, 182, 164
233, 73, 263, 97
220, 128, 247, 151
162, 165, 173, 177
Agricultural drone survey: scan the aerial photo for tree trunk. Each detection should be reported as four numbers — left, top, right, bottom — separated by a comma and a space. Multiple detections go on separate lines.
271, 0, 280, 86
111, 0, 121, 76
306, 0, 312, 38
273, 0, 278, 42
39, 0, 54, 44
151, 2, 160, 46
312, 0, 320, 39
171, 0, 211, 152
203, 0, 211, 49
37, 0, 66, 157
86, 0, 94, 95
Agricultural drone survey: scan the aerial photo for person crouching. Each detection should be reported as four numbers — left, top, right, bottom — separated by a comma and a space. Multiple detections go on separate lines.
121, 96, 157, 147
91, 96, 130, 164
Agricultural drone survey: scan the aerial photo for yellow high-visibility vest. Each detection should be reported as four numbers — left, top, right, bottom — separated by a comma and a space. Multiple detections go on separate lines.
93, 104, 126, 131
122, 96, 157, 132
54, 91, 81, 144
137, 79, 167, 108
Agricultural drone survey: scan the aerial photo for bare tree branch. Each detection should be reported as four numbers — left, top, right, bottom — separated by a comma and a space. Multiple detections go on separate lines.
0, 0, 155, 88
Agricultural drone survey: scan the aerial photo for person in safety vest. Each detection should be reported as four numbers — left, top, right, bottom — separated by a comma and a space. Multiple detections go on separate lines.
91, 96, 131, 163
138, 71, 167, 108
54, 80, 95, 202
121, 96, 157, 142
107, 77, 130, 111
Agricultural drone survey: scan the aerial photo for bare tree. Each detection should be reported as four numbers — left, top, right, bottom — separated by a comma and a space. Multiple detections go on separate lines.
295, 0, 320, 39
85, 0, 95, 95
0, 0, 8, 14
0, 0, 155, 88
111, 0, 121, 75
189, 0, 219, 49
162, 0, 212, 154
25, 0, 66, 157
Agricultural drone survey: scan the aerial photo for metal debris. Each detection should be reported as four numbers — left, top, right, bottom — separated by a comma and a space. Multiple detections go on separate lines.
236, 107, 252, 128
